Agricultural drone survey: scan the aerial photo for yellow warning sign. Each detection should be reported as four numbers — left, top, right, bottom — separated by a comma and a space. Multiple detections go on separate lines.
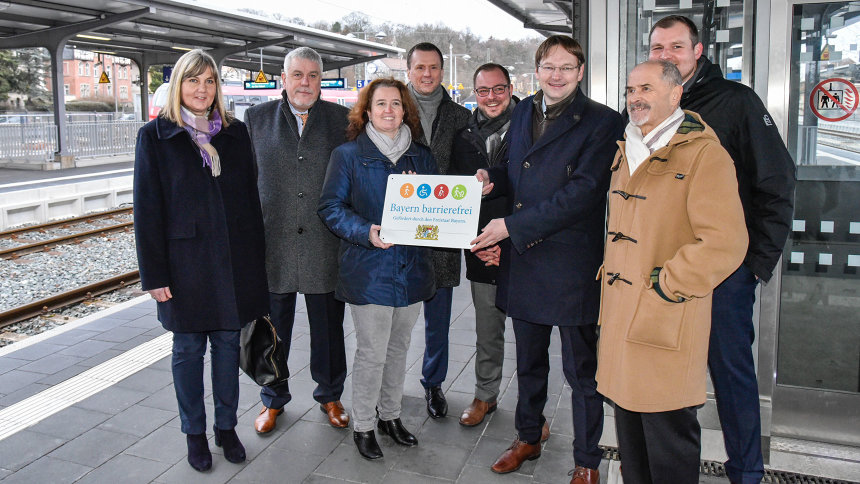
98, 71, 111, 84
254, 70, 268, 83
821, 44, 831, 61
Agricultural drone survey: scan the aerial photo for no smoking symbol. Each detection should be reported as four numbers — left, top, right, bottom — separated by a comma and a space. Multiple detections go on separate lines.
810, 78, 858, 122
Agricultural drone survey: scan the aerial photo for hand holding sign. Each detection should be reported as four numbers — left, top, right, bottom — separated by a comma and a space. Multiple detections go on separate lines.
476, 169, 494, 196
380, 174, 482, 249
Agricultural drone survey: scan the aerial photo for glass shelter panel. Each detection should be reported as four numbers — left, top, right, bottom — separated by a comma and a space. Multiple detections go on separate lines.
623, 0, 746, 106
778, 2, 860, 397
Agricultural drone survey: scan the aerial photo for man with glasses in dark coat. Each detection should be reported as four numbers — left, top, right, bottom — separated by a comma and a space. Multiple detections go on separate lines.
450, 63, 517, 427
471, 36, 624, 484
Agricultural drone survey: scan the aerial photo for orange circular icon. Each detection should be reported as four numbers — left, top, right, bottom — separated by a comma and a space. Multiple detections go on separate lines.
400, 183, 415, 198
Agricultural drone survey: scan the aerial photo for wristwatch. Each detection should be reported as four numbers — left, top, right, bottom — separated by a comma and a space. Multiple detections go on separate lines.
650, 267, 686, 303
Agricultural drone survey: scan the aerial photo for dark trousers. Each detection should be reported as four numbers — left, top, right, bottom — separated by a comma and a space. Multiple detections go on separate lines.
172, 330, 240, 435
421, 286, 454, 389
709, 264, 764, 484
614, 404, 701, 484
512, 319, 603, 469
260, 291, 346, 408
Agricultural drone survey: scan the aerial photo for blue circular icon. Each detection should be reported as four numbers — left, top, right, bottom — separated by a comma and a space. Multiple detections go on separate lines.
417, 183, 432, 199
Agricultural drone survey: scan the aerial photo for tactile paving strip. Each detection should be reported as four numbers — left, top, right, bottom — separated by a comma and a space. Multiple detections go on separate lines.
0, 332, 172, 441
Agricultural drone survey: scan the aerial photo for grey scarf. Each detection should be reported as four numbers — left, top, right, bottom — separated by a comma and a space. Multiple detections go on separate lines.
366, 122, 412, 164
407, 83, 444, 143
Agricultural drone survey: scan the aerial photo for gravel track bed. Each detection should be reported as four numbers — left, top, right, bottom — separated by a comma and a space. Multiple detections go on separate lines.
0, 213, 134, 250
0, 230, 139, 313
0, 283, 144, 348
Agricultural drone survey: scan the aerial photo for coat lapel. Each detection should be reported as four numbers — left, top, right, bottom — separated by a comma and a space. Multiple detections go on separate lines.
279, 98, 300, 141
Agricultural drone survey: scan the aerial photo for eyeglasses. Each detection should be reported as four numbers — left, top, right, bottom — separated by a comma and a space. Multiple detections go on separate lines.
474, 84, 510, 97
537, 64, 580, 75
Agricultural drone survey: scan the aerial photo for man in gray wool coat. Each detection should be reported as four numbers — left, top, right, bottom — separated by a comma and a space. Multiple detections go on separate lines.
244, 47, 351, 433
406, 42, 472, 419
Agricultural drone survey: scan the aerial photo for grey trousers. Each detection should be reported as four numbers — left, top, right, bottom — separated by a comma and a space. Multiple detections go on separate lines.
471, 281, 507, 403
350, 302, 421, 432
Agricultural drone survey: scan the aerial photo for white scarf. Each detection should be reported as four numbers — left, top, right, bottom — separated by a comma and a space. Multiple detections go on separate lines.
624, 107, 684, 176
366, 122, 412, 164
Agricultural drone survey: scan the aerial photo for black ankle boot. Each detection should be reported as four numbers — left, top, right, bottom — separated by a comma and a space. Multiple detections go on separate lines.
377, 418, 418, 446
425, 386, 448, 418
353, 430, 383, 460
186, 433, 212, 472
213, 425, 246, 463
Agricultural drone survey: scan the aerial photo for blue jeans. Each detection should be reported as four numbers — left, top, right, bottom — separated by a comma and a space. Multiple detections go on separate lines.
709, 264, 763, 484
171, 330, 240, 435
421, 287, 454, 389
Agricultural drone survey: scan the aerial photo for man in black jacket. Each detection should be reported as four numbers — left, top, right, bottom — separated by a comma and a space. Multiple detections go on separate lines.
406, 42, 472, 419
450, 63, 516, 427
649, 16, 796, 484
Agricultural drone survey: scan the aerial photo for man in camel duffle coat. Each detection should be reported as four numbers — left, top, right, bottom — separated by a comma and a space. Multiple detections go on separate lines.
596, 60, 748, 484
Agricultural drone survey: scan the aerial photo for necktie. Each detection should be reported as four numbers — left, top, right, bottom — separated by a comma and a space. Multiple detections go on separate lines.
298, 112, 308, 125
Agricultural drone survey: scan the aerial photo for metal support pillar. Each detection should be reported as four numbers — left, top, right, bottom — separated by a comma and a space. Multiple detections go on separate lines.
128, 51, 180, 122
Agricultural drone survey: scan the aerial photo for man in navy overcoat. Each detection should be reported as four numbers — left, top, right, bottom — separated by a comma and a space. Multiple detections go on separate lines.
471, 35, 624, 484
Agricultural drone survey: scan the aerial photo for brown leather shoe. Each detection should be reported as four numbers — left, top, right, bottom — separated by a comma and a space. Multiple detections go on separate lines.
569, 466, 599, 484
320, 401, 350, 428
541, 421, 550, 443
254, 406, 283, 434
491, 438, 542, 474
459, 398, 497, 427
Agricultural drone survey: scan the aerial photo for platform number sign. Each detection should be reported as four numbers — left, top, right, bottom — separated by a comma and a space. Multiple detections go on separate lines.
810, 78, 859, 122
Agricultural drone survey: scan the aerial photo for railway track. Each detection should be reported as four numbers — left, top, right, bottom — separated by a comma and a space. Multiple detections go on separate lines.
0, 207, 134, 260
0, 270, 140, 328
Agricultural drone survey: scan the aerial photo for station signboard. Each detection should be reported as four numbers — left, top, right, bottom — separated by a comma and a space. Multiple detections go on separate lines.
321, 78, 346, 89
244, 80, 278, 90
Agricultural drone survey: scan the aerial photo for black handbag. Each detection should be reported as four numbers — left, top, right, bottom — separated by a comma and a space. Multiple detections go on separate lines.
239, 315, 290, 387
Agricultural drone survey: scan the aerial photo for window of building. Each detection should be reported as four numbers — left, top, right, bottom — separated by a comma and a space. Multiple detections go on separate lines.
63, 84, 70, 95
78, 62, 84, 76
84, 62, 90, 76
80, 83, 90, 97
120, 86, 128, 99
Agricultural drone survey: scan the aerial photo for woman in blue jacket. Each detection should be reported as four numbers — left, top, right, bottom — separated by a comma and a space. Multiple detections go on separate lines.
318, 78, 437, 460
133, 49, 268, 472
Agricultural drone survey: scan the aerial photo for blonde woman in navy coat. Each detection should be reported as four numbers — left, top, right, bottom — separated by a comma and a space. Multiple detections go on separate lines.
133, 49, 268, 472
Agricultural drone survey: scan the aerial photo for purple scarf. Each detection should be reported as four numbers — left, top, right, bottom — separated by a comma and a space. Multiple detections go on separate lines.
180, 107, 222, 177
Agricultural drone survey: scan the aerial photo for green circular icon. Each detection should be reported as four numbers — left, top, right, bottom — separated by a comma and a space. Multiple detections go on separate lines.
451, 184, 467, 200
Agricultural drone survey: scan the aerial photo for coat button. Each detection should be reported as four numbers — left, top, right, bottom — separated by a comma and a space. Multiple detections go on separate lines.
297, 227, 304, 234
515, 202, 522, 209
523, 161, 530, 168
298, 192, 304, 198
298, 155, 304, 161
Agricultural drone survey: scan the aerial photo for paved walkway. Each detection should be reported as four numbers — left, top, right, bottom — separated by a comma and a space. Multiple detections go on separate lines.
0, 283, 736, 483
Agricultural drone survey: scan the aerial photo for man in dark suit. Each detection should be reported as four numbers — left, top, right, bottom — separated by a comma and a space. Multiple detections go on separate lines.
244, 47, 350, 432
471, 36, 624, 484
405, 42, 471, 419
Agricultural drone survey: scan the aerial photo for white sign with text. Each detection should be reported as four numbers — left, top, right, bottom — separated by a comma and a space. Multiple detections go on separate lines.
380, 174, 483, 249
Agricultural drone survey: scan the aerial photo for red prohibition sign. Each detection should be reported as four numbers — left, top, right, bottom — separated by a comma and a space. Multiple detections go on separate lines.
810, 78, 858, 122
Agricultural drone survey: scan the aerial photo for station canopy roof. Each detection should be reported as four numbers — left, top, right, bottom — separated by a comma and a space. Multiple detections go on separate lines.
484, 0, 573, 37
0, 0, 403, 75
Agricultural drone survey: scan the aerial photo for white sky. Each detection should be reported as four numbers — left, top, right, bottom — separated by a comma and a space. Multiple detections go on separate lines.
193, 0, 540, 41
